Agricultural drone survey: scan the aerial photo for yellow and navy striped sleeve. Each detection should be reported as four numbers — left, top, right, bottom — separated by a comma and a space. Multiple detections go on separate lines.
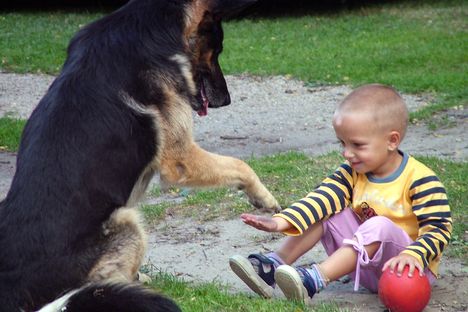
402, 174, 452, 270
274, 163, 354, 235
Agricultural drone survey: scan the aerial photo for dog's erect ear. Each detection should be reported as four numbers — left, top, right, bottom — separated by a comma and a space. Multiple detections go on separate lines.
185, 0, 256, 41
210, 0, 257, 19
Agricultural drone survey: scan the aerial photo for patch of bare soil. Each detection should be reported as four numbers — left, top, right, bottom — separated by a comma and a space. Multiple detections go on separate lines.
146, 215, 467, 312
0, 73, 466, 311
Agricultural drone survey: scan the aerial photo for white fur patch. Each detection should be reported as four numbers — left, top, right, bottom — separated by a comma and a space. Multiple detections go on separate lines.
37, 289, 80, 312
119, 91, 155, 116
170, 54, 195, 94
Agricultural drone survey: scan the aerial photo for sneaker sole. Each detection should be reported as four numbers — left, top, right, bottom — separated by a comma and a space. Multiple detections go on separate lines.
275, 265, 308, 301
229, 255, 274, 298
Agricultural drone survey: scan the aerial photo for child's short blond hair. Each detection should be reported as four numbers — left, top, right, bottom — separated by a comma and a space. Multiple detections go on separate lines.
337, 84, 409, 139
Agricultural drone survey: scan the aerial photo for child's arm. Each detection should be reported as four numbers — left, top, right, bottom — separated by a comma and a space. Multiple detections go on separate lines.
401, 172, 452, 273
240, 213, 293, 232
241, 163, 353, 234
268, 163, 354, 235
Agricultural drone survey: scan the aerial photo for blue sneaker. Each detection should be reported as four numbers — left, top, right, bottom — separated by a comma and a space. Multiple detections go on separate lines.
229, 254, 276, 298
275, 265, 317, 301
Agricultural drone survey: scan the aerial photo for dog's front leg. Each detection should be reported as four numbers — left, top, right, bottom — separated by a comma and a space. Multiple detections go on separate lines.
159, 143, 281, 212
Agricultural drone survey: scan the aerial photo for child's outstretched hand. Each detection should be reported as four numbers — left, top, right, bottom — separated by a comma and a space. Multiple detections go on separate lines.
240, 213, 292, 232
382, 253, 425, 277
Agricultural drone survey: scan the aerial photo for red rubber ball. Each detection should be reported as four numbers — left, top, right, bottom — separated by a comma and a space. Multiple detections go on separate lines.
378, 266, 431, 312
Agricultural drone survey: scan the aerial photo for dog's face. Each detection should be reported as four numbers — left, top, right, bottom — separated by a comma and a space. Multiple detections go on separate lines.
184, 0, 256, 116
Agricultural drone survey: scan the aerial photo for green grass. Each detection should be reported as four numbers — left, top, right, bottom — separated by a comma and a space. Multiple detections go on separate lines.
224, 1, 466, 91
421, 156, 468, 259
141, 203, 169, 222
0, 11, 103, 73
145, 270, 344, 312
0, 117, 26, 151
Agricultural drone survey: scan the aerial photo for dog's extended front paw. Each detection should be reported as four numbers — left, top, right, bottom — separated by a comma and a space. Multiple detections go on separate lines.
248, 193, 281, 213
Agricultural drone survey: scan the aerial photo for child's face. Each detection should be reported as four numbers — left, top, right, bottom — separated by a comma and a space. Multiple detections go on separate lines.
333, 111, 398, 177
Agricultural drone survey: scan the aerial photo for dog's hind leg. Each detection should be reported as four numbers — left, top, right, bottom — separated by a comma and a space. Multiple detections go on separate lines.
159, 143, 281, 212
87, 208, 147, 283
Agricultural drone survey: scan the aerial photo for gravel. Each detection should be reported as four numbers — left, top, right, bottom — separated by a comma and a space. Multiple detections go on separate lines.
1, 72, 466, 161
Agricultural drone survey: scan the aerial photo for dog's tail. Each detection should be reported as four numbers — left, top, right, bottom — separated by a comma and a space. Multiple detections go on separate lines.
37, 282, 181, 312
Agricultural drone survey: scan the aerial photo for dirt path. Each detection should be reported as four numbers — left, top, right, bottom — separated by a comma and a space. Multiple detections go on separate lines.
0, 73, 466, 311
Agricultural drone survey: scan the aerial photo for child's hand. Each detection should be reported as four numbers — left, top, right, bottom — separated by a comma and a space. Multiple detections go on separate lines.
240, 213, 292, 232
382, 253, 424, 277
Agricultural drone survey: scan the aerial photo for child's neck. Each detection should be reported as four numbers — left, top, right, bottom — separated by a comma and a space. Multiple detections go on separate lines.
371, 151, 403, 179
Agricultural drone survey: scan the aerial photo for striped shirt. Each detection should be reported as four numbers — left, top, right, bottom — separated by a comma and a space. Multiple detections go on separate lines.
274, 151, 452, 276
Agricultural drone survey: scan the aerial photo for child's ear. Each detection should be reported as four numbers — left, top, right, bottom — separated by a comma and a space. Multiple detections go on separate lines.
388, 131, 401, 151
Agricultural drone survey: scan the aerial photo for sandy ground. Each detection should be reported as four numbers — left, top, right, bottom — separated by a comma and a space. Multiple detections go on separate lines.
0, 73, 467, 311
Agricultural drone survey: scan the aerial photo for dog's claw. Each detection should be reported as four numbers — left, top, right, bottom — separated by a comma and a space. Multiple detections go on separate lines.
248, 197, 281, 213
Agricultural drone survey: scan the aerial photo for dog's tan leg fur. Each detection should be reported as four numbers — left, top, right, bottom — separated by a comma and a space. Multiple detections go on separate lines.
159, 142, 280, 211
148, 88, 280, 212
87, 208, 147, 283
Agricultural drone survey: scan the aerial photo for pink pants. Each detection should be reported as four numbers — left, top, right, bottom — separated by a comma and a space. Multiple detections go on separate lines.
321, 208, 435, 292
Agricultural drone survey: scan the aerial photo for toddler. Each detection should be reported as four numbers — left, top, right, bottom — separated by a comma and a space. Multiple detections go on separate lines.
229, 84, 452, 301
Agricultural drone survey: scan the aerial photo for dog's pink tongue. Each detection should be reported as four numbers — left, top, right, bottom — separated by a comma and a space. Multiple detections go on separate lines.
197, 87, 209, 116
197, 104, 208, 116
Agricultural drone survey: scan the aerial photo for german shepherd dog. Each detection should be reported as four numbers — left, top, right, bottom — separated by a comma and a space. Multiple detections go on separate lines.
0, 0, 280, 311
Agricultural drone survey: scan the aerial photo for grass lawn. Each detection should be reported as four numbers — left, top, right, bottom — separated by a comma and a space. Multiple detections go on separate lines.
0, 117, 26, 151
149, 272, 318, 312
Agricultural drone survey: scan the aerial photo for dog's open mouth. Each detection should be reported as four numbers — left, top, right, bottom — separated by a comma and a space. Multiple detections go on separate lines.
197, 80, 209, 117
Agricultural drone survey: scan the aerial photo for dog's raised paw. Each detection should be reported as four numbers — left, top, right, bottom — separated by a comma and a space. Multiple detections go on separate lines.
248, 197, 281, 213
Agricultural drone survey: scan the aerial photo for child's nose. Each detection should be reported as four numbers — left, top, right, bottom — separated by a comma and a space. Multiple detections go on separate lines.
342, 147, 354, 159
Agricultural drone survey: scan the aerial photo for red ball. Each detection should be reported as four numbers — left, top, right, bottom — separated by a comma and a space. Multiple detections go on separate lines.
378, 266, 431, 312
